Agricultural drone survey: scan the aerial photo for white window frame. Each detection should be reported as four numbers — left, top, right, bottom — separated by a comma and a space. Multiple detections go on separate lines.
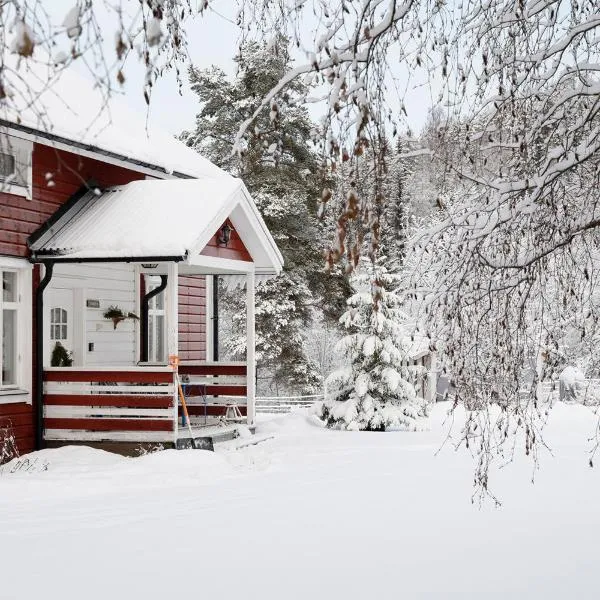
50, 307, 69, 342
0, 134, 33, 200
0, 258, 32, 404
147, 276, 167, 364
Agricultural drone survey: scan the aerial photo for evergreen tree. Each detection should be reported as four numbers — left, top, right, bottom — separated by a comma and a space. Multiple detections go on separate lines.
183, 37, 349, 393
380, 137, 415, 270
321, 259, 427, 431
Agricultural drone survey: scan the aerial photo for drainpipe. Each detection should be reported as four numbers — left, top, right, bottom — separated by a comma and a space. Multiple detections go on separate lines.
212, 275, 219, 361
140, 275, 168, 362
35, 261, 54, 451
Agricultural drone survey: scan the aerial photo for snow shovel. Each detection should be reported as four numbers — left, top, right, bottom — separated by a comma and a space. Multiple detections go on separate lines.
176, 373, 200, 449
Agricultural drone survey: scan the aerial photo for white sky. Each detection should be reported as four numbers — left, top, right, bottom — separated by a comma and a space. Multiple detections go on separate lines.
47, 1, 434, 140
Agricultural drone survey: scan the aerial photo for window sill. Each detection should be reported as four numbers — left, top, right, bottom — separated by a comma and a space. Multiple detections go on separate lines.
0, 181, 31, 200
0, 389, 31, 405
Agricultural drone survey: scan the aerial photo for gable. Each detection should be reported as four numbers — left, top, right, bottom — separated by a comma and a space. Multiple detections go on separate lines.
200, 219, 252, 262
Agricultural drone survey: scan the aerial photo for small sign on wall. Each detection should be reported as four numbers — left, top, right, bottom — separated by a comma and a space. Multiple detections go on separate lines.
86, 299, 100, 308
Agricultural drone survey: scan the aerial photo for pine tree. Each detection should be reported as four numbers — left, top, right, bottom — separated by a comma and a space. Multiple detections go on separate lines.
381, 137, 414, 270
321, 259, 427, 431
183, 36, 349, 393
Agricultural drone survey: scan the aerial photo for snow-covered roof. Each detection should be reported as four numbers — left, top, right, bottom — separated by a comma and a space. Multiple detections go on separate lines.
0, 58, 225, 179
29, 178, 284, 275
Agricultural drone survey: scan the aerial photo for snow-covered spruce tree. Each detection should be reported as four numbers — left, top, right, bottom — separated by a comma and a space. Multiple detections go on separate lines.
182, 36, 349, 394
321, 260, 426, 431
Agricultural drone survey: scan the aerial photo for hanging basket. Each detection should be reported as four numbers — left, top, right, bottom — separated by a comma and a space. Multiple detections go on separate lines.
103, 306, 140, 330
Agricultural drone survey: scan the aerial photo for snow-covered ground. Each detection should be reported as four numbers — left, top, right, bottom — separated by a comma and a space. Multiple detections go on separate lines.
1, 402, 599, 599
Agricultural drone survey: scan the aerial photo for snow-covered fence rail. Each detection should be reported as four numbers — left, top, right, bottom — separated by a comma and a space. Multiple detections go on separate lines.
530, 380, 600, 404
256, 394, 323, 414
256, 394, 323, 413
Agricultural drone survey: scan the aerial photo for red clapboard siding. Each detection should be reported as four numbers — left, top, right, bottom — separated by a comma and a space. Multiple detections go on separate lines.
200, 219, 252, 262
1, 144, 145, 259
178, 274, 207, 362
1, 141, 148, 456
0, 402, 34, 456
44, 395, 173, 408
45, 418, 174, 432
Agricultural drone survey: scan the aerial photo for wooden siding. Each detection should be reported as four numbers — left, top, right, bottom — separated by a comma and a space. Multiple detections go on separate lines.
200, 219, 252, 262
178, 274, 207, 362
0, 144, 144, 257
0, 402, 34, 458
0, 142, 146, 456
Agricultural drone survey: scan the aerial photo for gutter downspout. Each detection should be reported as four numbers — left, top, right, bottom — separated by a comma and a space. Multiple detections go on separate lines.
212, 275, 219, 361
140, 275, 168, 362
35, 261, 54, 451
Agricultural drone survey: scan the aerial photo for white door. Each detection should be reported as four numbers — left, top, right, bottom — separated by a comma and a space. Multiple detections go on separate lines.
45, 289, 74, 367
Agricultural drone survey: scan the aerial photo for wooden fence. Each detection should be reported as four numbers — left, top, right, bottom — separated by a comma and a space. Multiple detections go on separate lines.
256, 394, 323, 414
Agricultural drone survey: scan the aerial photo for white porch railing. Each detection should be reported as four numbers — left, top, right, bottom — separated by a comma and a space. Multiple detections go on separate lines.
42, 362, 252, 443
43, 366, 176, 443
178, 362, 248, 423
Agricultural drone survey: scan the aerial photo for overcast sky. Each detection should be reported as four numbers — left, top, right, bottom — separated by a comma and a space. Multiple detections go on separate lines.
49, 1, 434, 140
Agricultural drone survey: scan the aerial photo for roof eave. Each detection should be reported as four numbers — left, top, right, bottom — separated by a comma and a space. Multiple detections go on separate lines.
1, 120, 196, 181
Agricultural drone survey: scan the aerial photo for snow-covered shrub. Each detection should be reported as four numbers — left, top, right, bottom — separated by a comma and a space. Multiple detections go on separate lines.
0, 424, 19, 465
559, 366, 585, 402
321, 261, 427, 431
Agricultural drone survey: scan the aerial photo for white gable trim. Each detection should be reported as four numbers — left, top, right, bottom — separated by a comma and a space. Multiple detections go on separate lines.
231, 187, 284, 273
185, 255, 255, 274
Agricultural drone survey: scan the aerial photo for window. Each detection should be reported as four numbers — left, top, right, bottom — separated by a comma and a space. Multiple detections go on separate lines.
0, 134, 33, 199
147, 277, 166, 363
0, 259, 32, 402
50, 308, 68, 341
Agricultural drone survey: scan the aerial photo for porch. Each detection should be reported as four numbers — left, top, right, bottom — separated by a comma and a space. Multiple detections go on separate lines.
42, 361, 251, 451
28, 178, 283, 450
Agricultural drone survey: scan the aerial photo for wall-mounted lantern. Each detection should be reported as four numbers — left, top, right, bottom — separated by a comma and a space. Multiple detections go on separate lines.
217, 223, 233, 246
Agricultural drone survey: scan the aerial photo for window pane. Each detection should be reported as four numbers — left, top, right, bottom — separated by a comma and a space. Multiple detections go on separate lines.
156, 315, 165, 361
51, 307, 58, 323
61, 325, 67, 339
155, 291, 164, 310
3, 272, 16, 302
0, 152, 15, 178
148, 318, 154, 361
2, 309, 16, 386
61, 309, 67, 324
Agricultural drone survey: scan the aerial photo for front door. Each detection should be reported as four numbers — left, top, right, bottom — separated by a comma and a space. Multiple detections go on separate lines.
45, 289, 74, 367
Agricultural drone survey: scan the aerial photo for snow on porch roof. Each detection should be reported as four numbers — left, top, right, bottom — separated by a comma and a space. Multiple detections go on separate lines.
28, 178, 284, 275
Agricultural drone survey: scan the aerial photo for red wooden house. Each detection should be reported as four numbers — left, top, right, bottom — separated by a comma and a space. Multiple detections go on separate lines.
0, 76, 283, 456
